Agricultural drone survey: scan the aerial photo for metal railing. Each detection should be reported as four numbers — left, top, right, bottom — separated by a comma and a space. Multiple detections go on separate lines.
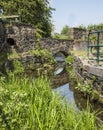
87, 30, 103, 63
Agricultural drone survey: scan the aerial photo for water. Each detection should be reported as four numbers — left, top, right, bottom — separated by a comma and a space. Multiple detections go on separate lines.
54, 67, 64, 75
54, 83, 78, 110
55, 57, 65, 62
53, 53, 77, 107
54, 52, 66, 62
53, 70, 103, 120
53, 52, 103, 121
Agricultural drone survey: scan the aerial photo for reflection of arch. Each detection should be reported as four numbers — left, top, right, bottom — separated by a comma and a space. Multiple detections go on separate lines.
6, 38, 16, 46
54, 51, 69, 63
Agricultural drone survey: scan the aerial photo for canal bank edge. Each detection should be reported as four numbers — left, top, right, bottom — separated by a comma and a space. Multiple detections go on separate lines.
66, 55, 103, 104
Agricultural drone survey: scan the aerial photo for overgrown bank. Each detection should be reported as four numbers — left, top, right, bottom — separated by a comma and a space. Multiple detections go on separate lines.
0, 73, 103, 130
66, 55, 103, 104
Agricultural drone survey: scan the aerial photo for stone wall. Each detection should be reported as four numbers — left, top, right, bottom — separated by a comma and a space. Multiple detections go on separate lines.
0, 20, 72, 55
40, 38, 73, 55
70, 27, 86, 40
0, 19, 5, 43
69, 27, 88, 51
0, 20, 36, 53
0, 20, 73, 74
17, 38, 72, 68
0, 20, 73, 73
74, 56, 103, 96
73, 41, 88, 51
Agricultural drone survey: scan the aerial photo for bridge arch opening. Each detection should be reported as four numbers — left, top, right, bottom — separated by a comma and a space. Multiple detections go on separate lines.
54, 51, 68, 62
6, 38, 16, 46
59, 51, 68, 57
54, 51, 68, 75
54, 52, 65, 62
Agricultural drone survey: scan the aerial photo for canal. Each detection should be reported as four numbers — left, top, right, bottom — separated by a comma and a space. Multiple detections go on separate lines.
53, 52, 103, 121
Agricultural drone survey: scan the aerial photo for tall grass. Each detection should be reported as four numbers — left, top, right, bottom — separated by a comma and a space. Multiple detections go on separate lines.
0, 75, 103, 130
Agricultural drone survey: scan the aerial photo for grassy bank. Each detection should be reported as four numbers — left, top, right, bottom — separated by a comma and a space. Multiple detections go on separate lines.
0, 74, 103, 130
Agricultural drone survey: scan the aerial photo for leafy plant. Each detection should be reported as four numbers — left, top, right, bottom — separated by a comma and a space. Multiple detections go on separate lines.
0, 75, 102, 130
66, 55, 74, 64
29, 49, 56, 64
76, 81, 92, 95
1, 0, 54, 37
12, 60, 24, 74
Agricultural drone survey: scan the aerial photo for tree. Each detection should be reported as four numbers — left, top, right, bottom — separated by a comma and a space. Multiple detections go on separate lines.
61, 25, 70, 36
78, 24, 86, 30
87, 23, 103, 31
0, 0, 54, 37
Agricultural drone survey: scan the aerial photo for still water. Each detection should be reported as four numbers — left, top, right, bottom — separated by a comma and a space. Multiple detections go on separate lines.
53, 52, 103, 121
54, 83, 78, 110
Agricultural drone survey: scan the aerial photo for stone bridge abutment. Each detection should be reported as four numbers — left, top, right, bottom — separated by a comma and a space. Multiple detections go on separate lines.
0, 20, 73, 71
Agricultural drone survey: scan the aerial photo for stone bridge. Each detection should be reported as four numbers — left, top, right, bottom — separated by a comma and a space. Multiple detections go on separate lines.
39, 38, 72, 56
0, 20, 73, 70
0, 20, 72, 56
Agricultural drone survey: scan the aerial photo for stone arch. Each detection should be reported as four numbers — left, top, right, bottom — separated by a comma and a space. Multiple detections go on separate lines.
54, 51, 68, 58
58, 51, 68, 57
6, 38, 16, 46
54, 51, 68, 62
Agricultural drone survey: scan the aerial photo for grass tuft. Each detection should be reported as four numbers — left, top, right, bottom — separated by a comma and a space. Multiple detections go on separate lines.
0, 74, 103, 130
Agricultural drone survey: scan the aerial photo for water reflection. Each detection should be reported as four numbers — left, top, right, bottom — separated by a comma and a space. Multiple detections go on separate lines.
54, 52, 66, 62
55, 57, 65, 62
49, 51, 103, 121
54, 83, 78, 110
54, 67, 64, 75
54, 52, 66, 75
53, 70, 103, 121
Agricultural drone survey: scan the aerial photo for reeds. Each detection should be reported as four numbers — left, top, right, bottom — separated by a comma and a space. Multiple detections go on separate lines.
0, 75, 103, 130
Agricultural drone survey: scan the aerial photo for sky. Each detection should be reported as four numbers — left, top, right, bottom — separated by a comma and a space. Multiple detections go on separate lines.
50, 0, 103, 33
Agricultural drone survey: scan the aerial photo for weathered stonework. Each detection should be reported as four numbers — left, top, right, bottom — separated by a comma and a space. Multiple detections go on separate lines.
0, 20, 36, 53
73, 41, 88, 51
0, 20, 73, 72
73, 56, 103, 96
70, 27, 86, 40
40, 38, 73, 55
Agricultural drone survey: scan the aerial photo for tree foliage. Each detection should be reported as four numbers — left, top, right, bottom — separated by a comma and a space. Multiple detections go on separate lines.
78, 24, 86, 30
1, 0, 53, 37
61, 25, 70, 36
87, 23, 103, 31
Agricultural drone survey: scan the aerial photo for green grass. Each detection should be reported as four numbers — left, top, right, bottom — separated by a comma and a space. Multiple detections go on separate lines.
0, 74, 103, 130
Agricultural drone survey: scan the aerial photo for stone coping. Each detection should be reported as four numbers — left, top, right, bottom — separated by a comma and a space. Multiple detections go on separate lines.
75, 56, 103, 78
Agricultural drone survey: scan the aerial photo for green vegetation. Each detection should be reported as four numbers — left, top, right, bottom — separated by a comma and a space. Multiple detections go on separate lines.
29, 49, 55, 64
77, 23, 103, 31
71, 50, 88, 59
1, 0, 54, 37
76, 82, 92, 96
8, 51, 20, 60
7, 48, 55, 65
66, 56, 92, 93
53, 25, 70, 40
53, 33, 69, 40
66, 56, 100, 101
12, 60, 24, 74
87, 23, 103, 31
0, 73, 103, 130
66, 56, 77, 85
61, 25, 70, 36
66, 55, 74, 64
